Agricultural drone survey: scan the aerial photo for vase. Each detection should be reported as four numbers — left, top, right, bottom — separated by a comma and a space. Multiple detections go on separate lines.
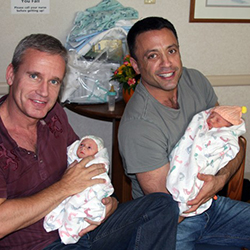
123, 89, 134, 103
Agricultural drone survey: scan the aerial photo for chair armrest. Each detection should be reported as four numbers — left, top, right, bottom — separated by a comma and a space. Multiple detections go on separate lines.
226, 136, 247, 201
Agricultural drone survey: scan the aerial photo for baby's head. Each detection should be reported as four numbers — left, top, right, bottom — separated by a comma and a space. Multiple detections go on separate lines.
207, 106, 247, 130
77, 135, 104, 159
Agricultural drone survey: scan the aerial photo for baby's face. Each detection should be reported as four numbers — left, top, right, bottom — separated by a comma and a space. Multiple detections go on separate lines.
207, 111, 232, 130
77, 138, 98, 158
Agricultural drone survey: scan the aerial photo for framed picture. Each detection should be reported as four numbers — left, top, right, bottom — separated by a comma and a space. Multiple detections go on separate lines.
190, 0, 250, 23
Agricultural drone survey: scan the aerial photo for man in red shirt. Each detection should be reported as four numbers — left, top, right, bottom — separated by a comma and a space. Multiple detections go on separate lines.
0, 34, 178, 250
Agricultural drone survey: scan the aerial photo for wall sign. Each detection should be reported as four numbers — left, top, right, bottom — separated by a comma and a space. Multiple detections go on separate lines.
11, 0, 50, 14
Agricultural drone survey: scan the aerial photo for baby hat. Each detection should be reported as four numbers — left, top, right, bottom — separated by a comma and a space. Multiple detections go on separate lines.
81, 135, 104, 151
211, 106, 247, 125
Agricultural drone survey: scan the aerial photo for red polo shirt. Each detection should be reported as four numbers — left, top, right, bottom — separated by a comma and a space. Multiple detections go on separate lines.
0, 96, 78, 249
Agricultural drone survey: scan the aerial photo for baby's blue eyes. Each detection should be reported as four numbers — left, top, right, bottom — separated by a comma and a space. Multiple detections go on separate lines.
79, 144, 91, 149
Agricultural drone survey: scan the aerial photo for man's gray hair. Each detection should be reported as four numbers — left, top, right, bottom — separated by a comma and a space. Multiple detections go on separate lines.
11, 34, 68, 73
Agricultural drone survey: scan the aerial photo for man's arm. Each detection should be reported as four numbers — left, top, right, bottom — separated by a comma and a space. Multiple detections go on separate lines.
0, 157, 107, 238
136, 163, 170, 195
186, 137, 245, 213
137, 163, 186, 223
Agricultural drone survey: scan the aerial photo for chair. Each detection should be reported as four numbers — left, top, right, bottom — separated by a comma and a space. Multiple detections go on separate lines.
196, 136, 247, 250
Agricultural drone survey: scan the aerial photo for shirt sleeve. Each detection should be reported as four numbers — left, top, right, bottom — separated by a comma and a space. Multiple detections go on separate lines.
119, 118, 169, 175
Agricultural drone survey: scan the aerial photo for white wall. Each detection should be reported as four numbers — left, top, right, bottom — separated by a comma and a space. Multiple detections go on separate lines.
1, 0, 250, 78
0, 0, 250, 175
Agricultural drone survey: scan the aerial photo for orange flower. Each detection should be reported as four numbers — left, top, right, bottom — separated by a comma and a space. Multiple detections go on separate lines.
110, 55, 140, 93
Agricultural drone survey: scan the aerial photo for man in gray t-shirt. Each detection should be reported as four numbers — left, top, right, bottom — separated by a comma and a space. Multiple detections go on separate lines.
119, 67, 217, 199
118, 17, 250, 250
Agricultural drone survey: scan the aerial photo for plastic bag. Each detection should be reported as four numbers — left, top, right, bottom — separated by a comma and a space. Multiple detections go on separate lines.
60, 0, 139, 104
60, 49, 121, 104
60, 26, 131, 104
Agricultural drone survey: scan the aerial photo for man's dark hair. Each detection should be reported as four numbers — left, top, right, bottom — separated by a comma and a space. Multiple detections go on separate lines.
11, 34, 68, 73
127, 17, 178, 59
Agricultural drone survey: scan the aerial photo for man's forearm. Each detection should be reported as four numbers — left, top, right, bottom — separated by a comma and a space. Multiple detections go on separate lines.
0, 159, 107, 238
0, 180, 70, 238
216, 138, 245, 189
136, 163, 171, 195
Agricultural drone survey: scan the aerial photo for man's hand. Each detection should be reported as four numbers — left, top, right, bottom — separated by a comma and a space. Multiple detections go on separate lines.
61, 156, 107, 197
184, 172, 225, 214
78, 197, 118, 236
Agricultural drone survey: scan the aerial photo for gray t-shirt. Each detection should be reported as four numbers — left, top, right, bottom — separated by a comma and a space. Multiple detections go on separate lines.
118, 67, 218, 199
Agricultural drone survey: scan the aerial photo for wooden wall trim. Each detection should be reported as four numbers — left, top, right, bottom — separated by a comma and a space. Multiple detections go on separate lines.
207, 75, 250, 87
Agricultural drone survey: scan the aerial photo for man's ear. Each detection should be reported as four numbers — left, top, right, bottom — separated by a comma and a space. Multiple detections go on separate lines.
6, 64, 15, 86
130, 57, 141, 75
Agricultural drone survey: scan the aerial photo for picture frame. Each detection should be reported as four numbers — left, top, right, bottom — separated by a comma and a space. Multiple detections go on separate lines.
190, 0, 250, 23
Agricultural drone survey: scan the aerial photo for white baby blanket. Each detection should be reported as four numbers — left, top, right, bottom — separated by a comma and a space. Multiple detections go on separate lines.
167, 109, 246, 216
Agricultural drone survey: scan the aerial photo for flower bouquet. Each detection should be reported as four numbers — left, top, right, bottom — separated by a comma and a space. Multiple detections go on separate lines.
110, 55, 140, 99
